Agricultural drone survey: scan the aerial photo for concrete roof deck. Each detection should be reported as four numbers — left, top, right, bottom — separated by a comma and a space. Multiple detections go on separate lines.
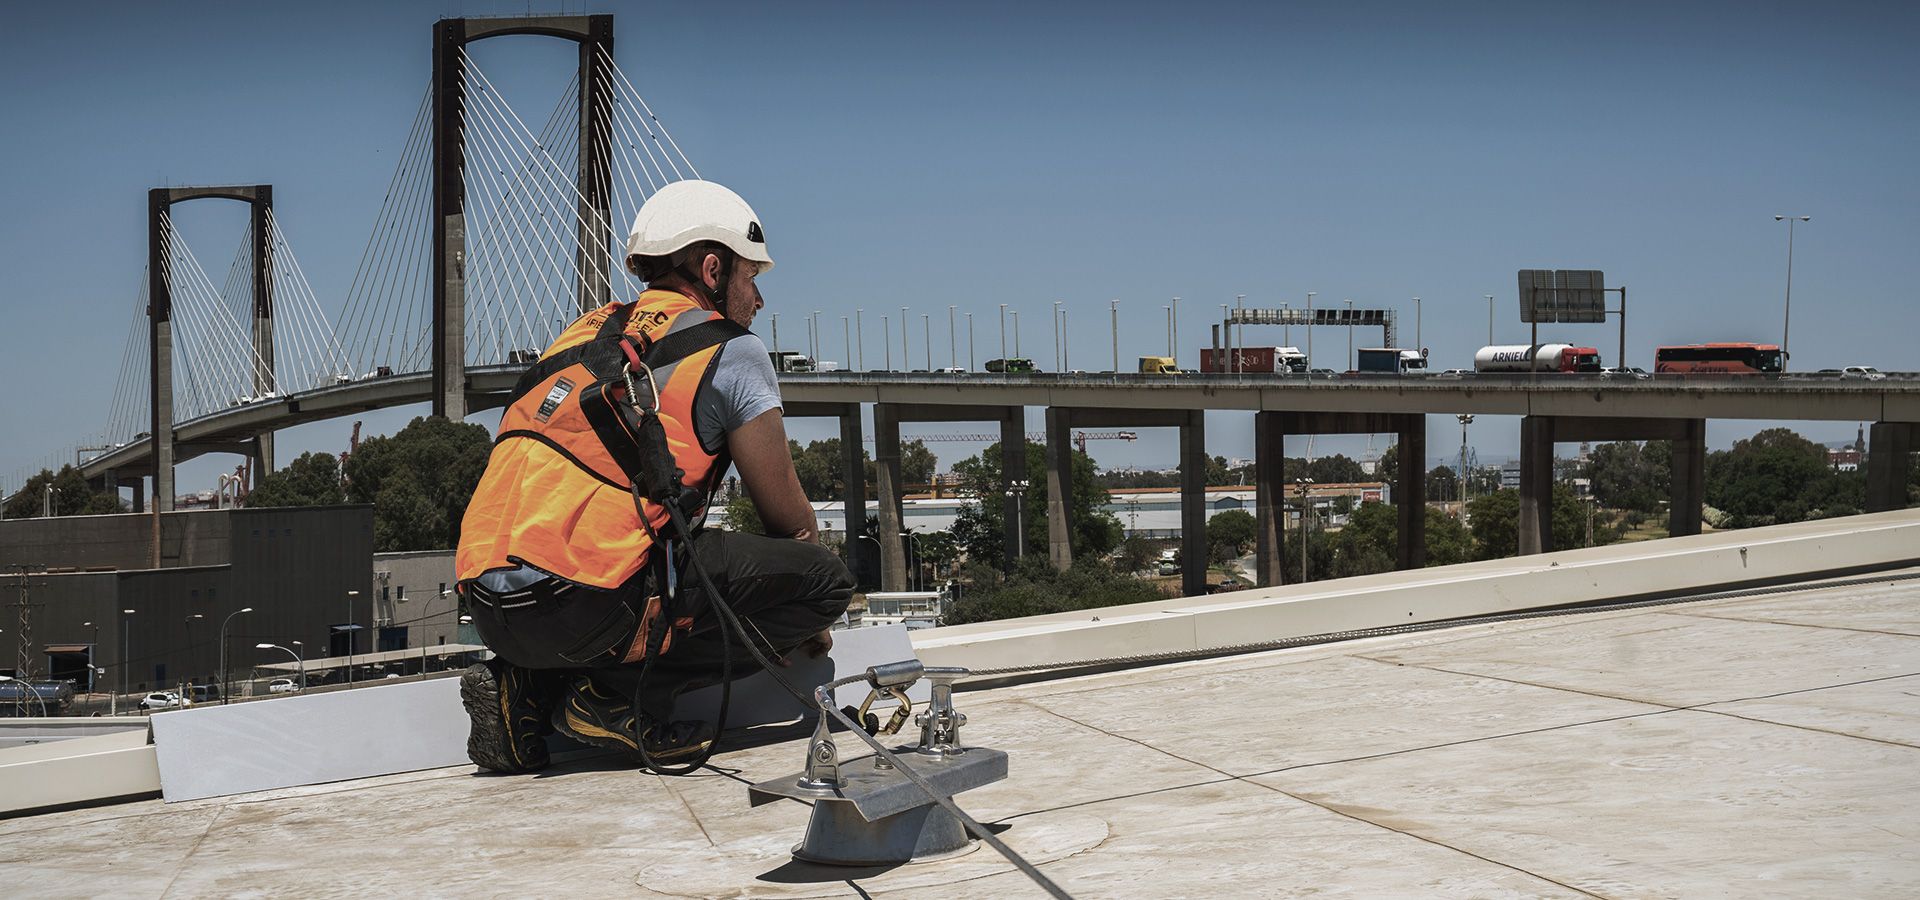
5, 572, 1918, 897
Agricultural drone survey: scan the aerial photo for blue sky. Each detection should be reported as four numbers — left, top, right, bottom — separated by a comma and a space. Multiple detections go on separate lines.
2, 1, 1916, 493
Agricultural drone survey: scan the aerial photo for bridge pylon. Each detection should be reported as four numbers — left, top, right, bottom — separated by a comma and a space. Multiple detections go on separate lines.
147, 185, 275, 514
431, 14, 616, 420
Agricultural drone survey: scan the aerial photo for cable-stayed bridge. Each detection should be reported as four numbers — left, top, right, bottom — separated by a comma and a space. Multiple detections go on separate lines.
27, 14, 1920, 596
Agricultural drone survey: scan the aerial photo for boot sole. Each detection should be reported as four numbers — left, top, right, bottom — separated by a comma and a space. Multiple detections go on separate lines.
460, 665, 549, 774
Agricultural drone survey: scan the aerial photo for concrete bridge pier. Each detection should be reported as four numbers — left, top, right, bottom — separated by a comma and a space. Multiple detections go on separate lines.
1047, 407, 1208, 597
1865, 422, 1916, 512
871, 403, 1027, 591
780, 401, 871, 584
1254, 411, 1425, 586
1518, 416, 1706, 555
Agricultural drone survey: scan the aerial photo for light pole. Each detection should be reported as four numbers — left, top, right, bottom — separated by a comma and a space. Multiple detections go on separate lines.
1295, 477, 1315, 583
1220, 303, 1231, 373
1456, 414, 1474, 513
1170, 297, 1180, 367
218, 607, 252, 704
344, 589, 359, 687
117, 608, 133, 715
1004, 478, 1031, 560
1052, 300, 1063, 372
922, 314, 931, 371
842, 316, 851, 372
182, 614, 202, 691
1163, 306, 1173, 357
998, 303, 1007, 364
256, 642, 303, 692
1282, 301, 1291, 346
1235, 293, 1246, 374
1306, 291, 1316, 375
1344, 298, 1355, 370
1775, 215, 1811, 366
1109, 300, 1119, 372
1060, 309, 1069, 371
1011, 311, 1021, 358
811, 310, 823, 364
967, 312, 975, 371
1413, 297, 1421, 350
900, 306, 909, 371
83, 620, 99, 694
948, 305, 957, 369
855, 308, 865, 371
882, 316, 891, 370
1485, 294, 1494, 345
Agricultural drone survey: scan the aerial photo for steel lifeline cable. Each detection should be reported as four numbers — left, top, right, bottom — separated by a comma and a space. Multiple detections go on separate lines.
612, 354, 1074, 899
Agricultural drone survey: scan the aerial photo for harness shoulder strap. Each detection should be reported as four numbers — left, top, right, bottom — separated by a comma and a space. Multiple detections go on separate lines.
639, 318, 750, 370
506, 304, 639, 403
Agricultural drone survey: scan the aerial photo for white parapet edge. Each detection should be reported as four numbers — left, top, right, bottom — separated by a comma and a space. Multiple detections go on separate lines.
0, 729, 160, 818
911, 508, 1920, 672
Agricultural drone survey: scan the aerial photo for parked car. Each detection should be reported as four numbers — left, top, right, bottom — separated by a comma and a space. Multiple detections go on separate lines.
1600, 366, 1652, 380
140, 691, 191, 710
268, 678, 300, 694
1434, 368, 1472, 379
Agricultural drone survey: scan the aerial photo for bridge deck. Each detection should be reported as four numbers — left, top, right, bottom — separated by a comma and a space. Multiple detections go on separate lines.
8, 570, 1916, 896
78, 368, 1920, 478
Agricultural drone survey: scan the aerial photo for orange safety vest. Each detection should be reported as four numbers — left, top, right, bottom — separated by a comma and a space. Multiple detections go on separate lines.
456, 290, 746, 590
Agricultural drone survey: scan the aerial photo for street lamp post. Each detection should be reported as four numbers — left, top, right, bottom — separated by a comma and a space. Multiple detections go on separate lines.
1344, 298, 1355, 370
344, 589, 359, 687
842, 316, 851, 372
218, 607, 252, 704
998, 303, 1007, 364
882, 316, 891, 370
948, 305, 957, 369
256, 643, 303, 692
1170, 297, 1180, 367
1413, 297, 1422, 350
855, 308, 865, 371
1457, 414, 1475, 512
900, 306, 909, 371
1011, 311, 1020, 358
1052, 301, 1063, 372
117, 608, 134, 715
1004, 478, 1031, 560
1282, 301, 1291, 347
967, 312, 975, 371
1295, 477, 1315, 583
1775, 215, 1811, 366
182, 614, 202, 692
1109, 300, 1118, 372
811, 310, 823, 364
1485, 294, 1494, 345
1306, 292, 1316, 375
83, 620, 99, 694
923, 314, 931, 371
1163, 306, 1173, 357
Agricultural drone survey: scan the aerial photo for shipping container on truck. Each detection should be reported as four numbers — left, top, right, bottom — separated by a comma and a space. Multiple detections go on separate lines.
1473, 344, 1603, 374
1199, 346, 1309, 374
985, 357, 1036, 374
1354, 348, 1430, 375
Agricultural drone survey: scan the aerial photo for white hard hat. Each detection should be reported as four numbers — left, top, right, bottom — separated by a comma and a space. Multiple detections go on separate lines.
624, 180, 773, 278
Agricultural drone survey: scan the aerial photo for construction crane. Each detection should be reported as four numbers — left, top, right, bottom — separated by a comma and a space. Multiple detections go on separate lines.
338, 421, 363, 480
869, 430, 1139, 453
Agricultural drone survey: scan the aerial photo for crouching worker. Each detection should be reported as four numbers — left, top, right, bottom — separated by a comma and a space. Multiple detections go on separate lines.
454, 181, 853, 773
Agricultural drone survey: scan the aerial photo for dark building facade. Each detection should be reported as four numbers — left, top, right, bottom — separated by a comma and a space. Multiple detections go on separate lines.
1, 506, 373, 700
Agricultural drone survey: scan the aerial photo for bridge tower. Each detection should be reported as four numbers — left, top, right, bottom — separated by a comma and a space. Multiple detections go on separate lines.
432, 15, 616, 420
147, 185, 275, 514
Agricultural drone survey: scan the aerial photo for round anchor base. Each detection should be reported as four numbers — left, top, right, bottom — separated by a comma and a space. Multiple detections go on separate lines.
791, 799, 974, 866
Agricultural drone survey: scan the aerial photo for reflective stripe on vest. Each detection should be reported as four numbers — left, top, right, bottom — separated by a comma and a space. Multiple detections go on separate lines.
456, 291, 744, 590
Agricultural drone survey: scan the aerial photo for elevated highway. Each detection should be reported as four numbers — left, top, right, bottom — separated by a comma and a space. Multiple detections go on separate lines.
80, 369, 1920, 596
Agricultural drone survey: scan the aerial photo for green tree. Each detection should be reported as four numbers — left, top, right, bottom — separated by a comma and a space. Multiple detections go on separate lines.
1427, 465, 1460, 504
900, 440, 939, 488
1704, 428, 1850, 527
1206, 509, 1257, 565
949, 440, 1121, 569
1376, 444, 1400, 496
1584, 441, 1666, 516
1424, 508, 1474, 567
1467, 485, 1614, 559
1115, 534, 1156, 574
1305, 454, 1369, 485
1329, 501, 1397, 578
344, 416, 493, 552
721, 492, 764, 533
248, 451, 346, 508
947, 555, 1167, 625
3, 465, 124, 519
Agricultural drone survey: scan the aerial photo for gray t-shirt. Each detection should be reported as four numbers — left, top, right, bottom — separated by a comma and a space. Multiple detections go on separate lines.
689, 331, 783, 451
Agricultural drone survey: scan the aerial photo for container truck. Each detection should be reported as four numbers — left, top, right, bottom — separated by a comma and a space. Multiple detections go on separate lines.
769, 350, 817, 373
985, 357, 1036, 374
1473, 344, 1603, 374
1199, 346, 1308, 374
1354, 347, 1429, 375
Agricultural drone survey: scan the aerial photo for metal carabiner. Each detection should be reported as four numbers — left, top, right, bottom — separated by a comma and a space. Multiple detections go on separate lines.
622, 358, 661, 413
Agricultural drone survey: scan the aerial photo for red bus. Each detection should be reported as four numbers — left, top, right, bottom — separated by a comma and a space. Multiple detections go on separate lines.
1653, 342, 1784, 374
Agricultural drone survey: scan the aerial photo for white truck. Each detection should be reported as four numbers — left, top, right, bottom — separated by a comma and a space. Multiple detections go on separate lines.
1473, 344, 1603, 374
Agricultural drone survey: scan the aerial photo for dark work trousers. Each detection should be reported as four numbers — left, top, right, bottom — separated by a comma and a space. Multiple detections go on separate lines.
611, 530, 853, 722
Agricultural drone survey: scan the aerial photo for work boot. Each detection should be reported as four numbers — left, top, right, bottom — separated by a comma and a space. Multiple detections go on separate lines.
552, 675, 715, 765
459, 660, 561, 774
